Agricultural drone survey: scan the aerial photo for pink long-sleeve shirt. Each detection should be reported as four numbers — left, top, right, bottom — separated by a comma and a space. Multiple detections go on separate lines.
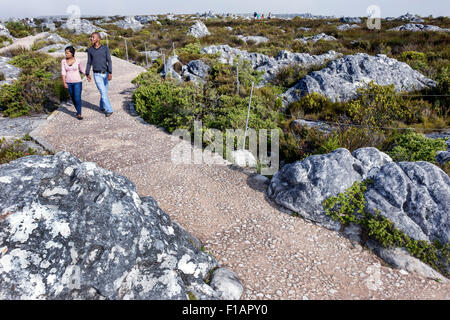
61, 58, 85, 83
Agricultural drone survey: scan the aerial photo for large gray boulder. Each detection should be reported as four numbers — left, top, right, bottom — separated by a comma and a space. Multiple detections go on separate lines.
134, 15, 158, 24
282, 53, 437, 104
186, 20, 210, 38
336, 24, 361, 31
340, 17, 362, 24
0, 57, 21, 86
61, 19, 105, 35
296, 33, 337, 43
186, 60, 210, 79
364, 161, 450, 244
237, 35, 269, 45
268, 148, 449, 280
0, 152, 241, 300
389, 24, 450, 32
115, 16, 143, 31
397, 13, 425, 23
268, 148, 392, 230
0, 23, 12, 39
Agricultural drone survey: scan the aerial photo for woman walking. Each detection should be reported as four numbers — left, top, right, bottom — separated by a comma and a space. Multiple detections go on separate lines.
61, 46, 85, 120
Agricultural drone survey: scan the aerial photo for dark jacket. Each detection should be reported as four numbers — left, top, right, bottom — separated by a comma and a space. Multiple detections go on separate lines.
85, 45, 112, 76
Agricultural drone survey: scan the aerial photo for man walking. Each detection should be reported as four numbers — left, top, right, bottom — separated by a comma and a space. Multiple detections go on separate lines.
86, 32, 114, 117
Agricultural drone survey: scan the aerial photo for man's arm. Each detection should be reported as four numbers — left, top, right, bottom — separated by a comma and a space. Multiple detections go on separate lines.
85, 48, 92, 78
106, 46, 112, 78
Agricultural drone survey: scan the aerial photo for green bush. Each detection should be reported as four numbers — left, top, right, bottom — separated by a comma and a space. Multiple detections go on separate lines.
382, 130, 447, 163
398, 51, 428, 71
0, 72, 4, 81
5, 21, 33, 38
0, 137, 37, 165
132, 74, 203, 133
346, 82, 420, 127
0, 51, 68, 117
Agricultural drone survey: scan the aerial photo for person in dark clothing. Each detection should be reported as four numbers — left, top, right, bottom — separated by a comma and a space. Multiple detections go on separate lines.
85, 32, 114, 117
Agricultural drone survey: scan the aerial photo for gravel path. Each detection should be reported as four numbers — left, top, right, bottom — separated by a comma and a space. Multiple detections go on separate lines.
28, 52, 450, 300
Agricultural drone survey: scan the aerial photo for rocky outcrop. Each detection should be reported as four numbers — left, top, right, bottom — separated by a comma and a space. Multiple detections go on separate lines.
186, 60, 210, 79
186, 20, 210, 38
0, 57, 21, 86
237, 35, 269, 45
336, 24, 361, 31
201, 44, 340, 85
296, 33, 337, 43
268, 147, 449, 280
0, 152, 242, 299
140, 50, 161, 62
0, 23, 12, 39
134, 15, 158, 24
340, 17, 362, 24
268, 148, 391, 230
364, 161, 450, 244
161, 56, 210, 85
396, 13, 425, 23
61, 19, 105, 35
37, 33, 70, 53
282, 53, 437, 104
389, 24, 450, 32
115, 16, 143, 31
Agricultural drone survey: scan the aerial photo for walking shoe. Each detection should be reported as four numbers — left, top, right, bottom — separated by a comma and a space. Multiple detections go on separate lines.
105, 112, 113, 117
100, 108, 105, 113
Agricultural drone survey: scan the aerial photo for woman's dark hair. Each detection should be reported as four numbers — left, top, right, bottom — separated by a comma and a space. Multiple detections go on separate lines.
65, 45, 75, 57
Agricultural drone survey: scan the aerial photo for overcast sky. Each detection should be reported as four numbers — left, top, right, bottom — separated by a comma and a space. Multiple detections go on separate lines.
1, 0, 449, 19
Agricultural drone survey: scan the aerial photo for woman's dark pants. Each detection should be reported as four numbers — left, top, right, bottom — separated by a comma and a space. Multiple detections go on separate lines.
67, 82, 82, 116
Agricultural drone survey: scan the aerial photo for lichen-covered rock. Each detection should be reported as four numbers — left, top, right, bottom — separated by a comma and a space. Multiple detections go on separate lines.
282, 53, 437, 104
389, 24, 450, 32
186, 20, 210, 38
0, 152, 231, 300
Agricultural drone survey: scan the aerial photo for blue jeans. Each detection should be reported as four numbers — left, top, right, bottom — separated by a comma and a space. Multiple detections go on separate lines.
67, 82, 82, 116
93, 73, 113, 113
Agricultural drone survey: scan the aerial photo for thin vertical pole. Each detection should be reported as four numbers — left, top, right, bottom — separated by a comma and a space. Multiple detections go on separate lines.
236, 63, 240, 95
144, 42, 149, 67
172, 42, 176, 57
125, 38, 128, 61
106, 33, 109, 48
163, 53, 166, 76
243, 82, 254, 150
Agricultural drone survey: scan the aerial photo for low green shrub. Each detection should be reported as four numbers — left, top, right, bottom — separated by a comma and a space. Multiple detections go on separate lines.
0, 137, 37, 165
0, 51, 68, 117
382, 129, 447, 163
5, 21, 33, 38
0, 72, 5, 81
